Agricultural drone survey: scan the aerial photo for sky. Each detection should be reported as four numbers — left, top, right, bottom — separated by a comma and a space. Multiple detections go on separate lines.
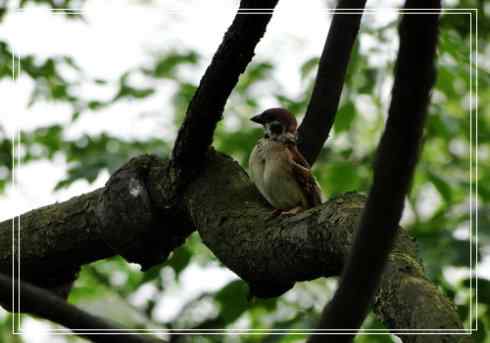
0, 0, 485, 341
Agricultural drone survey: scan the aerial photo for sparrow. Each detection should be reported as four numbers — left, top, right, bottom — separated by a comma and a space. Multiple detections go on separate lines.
248, 108, 323, 214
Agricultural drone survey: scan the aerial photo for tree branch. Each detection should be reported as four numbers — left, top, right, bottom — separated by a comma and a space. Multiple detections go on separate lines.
0, 155, 189, 292
297, 0, 367, 166
308, 1, 442, 342
171, 0, 279, 183
0, 188, 108, 290
0, 152, 465, 339
184, 152, 465, 340
0, 273, 164, 343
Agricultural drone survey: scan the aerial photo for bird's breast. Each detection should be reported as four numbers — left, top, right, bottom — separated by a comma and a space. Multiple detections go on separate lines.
249, 139, 307, 210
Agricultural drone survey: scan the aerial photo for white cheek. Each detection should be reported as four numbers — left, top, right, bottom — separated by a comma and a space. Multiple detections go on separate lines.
264, 124, 273, 137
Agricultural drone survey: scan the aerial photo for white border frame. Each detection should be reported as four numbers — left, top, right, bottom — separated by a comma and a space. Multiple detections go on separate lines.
8, 6, 479, 338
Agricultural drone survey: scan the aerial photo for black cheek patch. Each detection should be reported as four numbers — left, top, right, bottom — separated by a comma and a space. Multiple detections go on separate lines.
270, 123, 283, 135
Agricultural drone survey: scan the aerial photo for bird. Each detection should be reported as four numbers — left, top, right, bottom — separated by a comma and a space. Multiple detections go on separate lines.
248, 108, 323, 214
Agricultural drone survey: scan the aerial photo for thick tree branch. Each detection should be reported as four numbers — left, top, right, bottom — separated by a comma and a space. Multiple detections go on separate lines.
0, 156, 191, 292
0, 152, 465, 339
0, 274, 164, 343
171, 0, 279, 184
297, 0, 366, 166
184, 152, 465, 342
308, 1, 442, 342
0, 189, 109, 290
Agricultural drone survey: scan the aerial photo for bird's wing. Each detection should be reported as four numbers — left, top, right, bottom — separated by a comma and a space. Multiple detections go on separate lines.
287, 145, 323, 208
287, 144, 311, 169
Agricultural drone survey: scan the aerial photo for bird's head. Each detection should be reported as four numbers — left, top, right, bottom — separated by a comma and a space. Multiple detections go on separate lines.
250, 108, 298, 143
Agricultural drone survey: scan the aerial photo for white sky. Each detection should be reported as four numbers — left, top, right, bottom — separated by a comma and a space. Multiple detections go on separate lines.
0, 0, 486, 341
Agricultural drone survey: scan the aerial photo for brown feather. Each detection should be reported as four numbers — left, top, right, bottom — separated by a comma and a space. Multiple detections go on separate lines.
286, 145, 322, 208
287, 143, 311, 168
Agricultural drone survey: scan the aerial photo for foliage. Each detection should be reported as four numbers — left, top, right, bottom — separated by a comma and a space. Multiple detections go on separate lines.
0, 0, 489, 342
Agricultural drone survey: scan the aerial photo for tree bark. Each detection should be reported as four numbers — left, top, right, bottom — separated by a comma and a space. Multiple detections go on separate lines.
297, 0, 367, 165
0, 151, 466, 340
308, 0, 442, 341
172, 0, 279, 183
0, 155, 192, 291
0, 189, 108, 290
185, 152, 466, 343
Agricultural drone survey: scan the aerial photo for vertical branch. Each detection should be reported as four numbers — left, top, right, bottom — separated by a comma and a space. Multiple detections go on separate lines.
297, 0, 367, 166
171, 0, 279, 181
308, 1, 441, 342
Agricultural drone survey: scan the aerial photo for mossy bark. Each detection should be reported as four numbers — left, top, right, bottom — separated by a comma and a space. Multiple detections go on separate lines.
0, 189, 108, 289
186, 152, 468, 342
0, 152, 469, 341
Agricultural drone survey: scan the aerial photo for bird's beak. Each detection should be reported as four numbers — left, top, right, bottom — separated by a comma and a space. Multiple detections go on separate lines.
250, 114, 264, 124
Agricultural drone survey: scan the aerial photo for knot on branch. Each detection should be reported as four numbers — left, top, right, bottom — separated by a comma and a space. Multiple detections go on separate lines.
95, 154, 192, 270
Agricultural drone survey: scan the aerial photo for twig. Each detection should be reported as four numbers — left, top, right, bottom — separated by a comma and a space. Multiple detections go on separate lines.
0, 273, 165, 343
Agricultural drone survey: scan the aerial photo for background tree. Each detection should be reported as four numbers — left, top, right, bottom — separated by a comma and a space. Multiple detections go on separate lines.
0, 0, 488, 342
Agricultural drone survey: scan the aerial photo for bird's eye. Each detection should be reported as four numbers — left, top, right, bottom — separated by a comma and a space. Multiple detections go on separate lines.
270, 122, 283, 135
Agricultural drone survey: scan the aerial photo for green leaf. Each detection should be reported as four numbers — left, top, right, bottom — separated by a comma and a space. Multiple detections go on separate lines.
166, 246, 192, 279
114, 85, 154, 100
237, 62, 273, 93
426, 171, 453, 203
173, 82, 198, 122
215, 280, 249, 323
463, 278, 490, 305
300, 57, 319, 80
358, 67, 377, 94
87, 100, 105, 110
151, 51, 199, 78
345, 40, 360, 85
322, 160, 360, 195
275, 94, 307, 115
474, 319, 487, 343
333, 102, 356, 133
71, 110, 81, 121
141, 265, 162, 284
